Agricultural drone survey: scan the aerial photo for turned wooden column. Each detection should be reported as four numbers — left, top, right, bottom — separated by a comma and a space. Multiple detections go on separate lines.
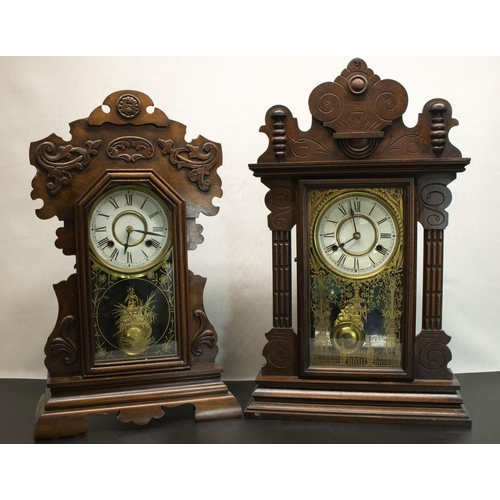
260, 185, 298, 375
415, 174, 455, 379
272, 230, 292, 328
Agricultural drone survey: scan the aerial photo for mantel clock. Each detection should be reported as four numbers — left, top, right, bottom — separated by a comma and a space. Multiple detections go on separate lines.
30, 90, 242, 439
245, 58, 471, 425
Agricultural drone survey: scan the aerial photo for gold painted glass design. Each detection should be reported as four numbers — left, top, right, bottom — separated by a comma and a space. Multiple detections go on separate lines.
91, 255, 177, 362
309, 188, 404, 369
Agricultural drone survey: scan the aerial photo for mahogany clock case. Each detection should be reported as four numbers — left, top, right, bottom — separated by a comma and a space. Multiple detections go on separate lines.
29, 90, 242, 439
245, 58, 472, 426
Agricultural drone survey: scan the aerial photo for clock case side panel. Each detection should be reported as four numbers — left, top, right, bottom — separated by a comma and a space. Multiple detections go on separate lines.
297, 177, 417, 381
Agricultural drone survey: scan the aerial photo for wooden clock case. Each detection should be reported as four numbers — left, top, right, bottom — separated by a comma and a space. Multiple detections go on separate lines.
30, 90, 242, 439
245, 58, 472, 426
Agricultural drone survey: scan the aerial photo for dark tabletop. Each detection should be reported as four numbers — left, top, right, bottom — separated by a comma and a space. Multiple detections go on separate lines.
1, 372, 499, 444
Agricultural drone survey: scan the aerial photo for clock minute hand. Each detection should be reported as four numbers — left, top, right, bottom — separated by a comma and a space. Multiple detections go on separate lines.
132, 229, 166, 238
349, 202, 358, 233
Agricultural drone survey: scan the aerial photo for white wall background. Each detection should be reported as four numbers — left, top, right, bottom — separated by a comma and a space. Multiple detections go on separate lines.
1, 55, 499, 381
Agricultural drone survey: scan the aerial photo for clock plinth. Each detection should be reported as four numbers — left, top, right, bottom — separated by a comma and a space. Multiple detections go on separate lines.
30, 90, 242, 439
245, 58, 471, 426
245, 373, 470, 426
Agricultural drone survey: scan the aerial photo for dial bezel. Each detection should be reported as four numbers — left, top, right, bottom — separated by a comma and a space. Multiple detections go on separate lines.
88, 184, 173, 277
313, 190, 402, 278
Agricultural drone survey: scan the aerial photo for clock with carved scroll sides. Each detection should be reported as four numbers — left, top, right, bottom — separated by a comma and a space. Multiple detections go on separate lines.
30, 90, 241, 440
245, 58, 472, 426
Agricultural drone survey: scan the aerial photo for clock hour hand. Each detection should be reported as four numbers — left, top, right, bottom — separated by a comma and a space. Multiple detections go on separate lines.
124, 226, 132, 253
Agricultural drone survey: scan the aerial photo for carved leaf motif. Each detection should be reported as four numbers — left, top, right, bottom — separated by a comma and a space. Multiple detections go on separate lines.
35, 140, 102, 194
50, 315, 77, 364
159, 139, 220, 192
107, 136, 154, 163
191, 309, 216, 355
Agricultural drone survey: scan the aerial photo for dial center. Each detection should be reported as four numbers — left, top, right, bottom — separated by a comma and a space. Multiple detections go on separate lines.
337, 215, 377, 256
112, 211, 147, 247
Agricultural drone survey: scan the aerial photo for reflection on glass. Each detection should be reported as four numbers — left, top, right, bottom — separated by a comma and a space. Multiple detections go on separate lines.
91, 255, 177, 363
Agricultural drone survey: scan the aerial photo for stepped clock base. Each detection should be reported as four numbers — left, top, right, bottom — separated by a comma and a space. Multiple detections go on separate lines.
244, 372, 471, 427
34, 376, 242, 440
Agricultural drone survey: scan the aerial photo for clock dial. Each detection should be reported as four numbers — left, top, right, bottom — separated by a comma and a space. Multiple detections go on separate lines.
314, 192, 400, 277
89, 185, 172, 274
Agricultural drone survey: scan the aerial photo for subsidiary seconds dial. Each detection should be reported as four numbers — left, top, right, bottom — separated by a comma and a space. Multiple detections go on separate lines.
314, 192, 400, 277
89, 185, 172, 274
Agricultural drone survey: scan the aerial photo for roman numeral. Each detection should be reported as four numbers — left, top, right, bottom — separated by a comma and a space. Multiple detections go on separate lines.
142, 250, 149, 260
376, 246, 388, 255
153, 226, 165, 232
352, 200, 361, 212
149, 210, 160, 219
98, 212, 109, 219
377, 217, 388, 225
108, 197, 119, 210
125, 194, 133, 206
94, 226, 106, 232
353, 258, 359, 271
338, 204, 347, 216
149, 239, 161, 249
110, 248, 119, 260
97, 237, 109, 249
337, 254, 347, 266
126, 252, 133, 264
380, 233, 392, 239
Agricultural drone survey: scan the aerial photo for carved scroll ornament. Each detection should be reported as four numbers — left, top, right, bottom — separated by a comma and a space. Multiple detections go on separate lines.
35, 140, 102, 195
159, 139, 221, 192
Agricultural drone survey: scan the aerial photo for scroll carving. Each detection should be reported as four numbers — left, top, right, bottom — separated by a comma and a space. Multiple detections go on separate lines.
418, 178, 453, 230
262, 328, 298, 376
107, 136, 154, 162
35, 140, 102, 194
191, 309, 216, 356
159, 139, 220, 192
415, 330, 452, 379
308, 58, 408, 159
264, 186, 295, 231
50, 315, 77, 364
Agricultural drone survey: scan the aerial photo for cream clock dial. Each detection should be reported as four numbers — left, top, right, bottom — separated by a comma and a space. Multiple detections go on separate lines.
314, 192, 400, 277
89, 185, 172, 274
